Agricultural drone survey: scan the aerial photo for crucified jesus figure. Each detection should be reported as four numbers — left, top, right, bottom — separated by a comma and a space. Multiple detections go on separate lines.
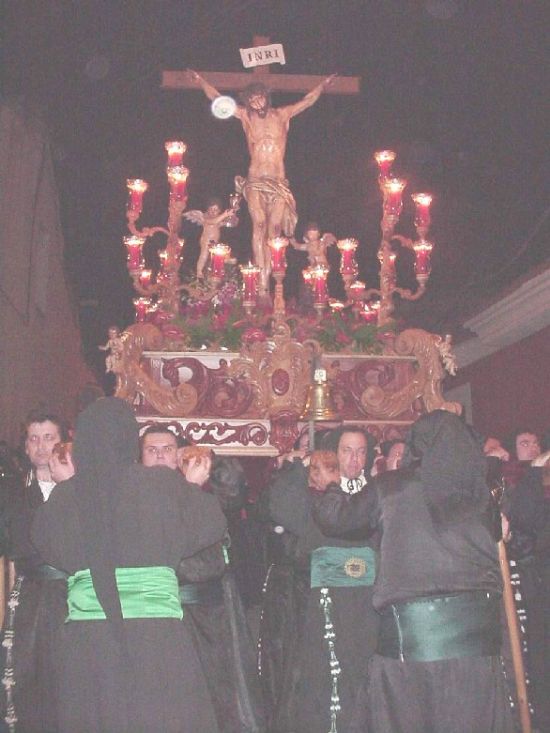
190, 70, 336, 293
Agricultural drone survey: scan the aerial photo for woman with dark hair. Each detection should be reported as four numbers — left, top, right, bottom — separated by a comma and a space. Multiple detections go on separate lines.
313, 410, 515, 733
31, 398, 226, 733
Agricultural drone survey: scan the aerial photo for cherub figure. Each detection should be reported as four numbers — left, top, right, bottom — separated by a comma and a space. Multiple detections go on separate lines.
184, 198, 234, 278
290, 222, 337, 267
98, 326, 123, 373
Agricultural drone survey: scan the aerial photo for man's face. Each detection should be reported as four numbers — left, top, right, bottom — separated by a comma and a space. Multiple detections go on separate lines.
25, 421, 61, 471
248, 92, 268, 117
337, 431, 368, 479
515, 433, 540, 462
386, 442, 405, 471
141, 432, 178, 469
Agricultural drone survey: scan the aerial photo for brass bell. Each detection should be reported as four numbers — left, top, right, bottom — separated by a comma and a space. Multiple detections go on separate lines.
301, 367, 339, 422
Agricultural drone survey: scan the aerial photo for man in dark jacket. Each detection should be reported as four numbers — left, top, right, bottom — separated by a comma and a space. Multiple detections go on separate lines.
313, 410, 515, 733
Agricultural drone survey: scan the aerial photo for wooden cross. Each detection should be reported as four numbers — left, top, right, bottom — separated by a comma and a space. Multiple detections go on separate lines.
162, 35, 359, 95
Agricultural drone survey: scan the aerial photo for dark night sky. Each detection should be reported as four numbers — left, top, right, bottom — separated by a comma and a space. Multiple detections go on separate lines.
2, 1, 549, 375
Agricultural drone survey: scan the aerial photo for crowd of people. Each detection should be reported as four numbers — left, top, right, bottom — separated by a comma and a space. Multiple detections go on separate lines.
0, 398, 547, 733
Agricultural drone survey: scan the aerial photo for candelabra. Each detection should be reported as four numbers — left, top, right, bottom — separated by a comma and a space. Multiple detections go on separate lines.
125, 141, 189, 321
123, 143, 434, 335
340, 150, 434, 327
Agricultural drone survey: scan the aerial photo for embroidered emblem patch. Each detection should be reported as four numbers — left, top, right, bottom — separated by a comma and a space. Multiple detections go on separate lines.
344, 557, 367, 578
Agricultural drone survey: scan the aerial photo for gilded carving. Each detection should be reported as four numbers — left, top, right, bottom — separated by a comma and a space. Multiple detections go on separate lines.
115, 324, 198, 416
360, 328, 462, 418
228, 322, 318, 418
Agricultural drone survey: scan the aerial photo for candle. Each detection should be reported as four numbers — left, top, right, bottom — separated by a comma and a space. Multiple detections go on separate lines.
412, 192, 432, 229
133, 297, 150, 323
268, 237, 288, 273
349, 280, 366, 300
311, 265, 329, 305
167, 165, 189, 202
361, 303, 378, 324
337, 238, 358, 275
329, 299, 345, 313
159, 251, 169, 270
302, 267, 313, 288
126, 179, 148, 215
374, 150, 396, 180
413, 239, 433, 276
209, 243, 230, 279
240, 263, 260, 302
165, 140, 186, 167
386, 253, 396, 275
124, 235, 145, 271
139, 269, 152, 287
383, 178, 406, 216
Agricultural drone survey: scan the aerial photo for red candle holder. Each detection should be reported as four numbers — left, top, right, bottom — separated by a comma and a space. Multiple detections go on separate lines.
383, 178, 406, 217
337, 238, 358, 275
240, 263, 260, 303
124, 235, 145, 271
374, 150, 396, 181
311, 265, 329, 305
133, 297, 150, 323
302, 267, 314, 288
349, 280, 366, 300
165, 141, 186, 167
209, 244, 230, 279
412, 193, 432, 230
361, 302, 379, 324
139, 269, 152, 287
413, 239, 433, 276
167, 166, 189, 202
126, 179, 148, 215
268, 237, 289, 273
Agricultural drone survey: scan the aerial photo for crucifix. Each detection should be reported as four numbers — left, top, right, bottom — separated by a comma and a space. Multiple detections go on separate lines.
162, 36, 360, 293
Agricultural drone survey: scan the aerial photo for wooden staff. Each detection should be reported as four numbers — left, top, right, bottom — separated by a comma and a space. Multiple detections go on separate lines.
498, 540, 532, 733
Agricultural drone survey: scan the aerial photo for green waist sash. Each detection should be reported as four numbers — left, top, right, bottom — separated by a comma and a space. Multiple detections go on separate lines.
310, 546, 376, 588
378, 590, 502, 662
66, 566, 183, 622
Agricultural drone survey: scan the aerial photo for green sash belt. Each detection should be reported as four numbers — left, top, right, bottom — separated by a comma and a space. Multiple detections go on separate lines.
310, 546, 376, 588
66, 566, 183, 621
377, 590, 501, 662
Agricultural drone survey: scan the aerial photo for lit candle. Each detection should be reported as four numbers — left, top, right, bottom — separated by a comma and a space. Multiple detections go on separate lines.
337, 238, 358, 275
133, 297, 150, 323
374, 150, 396, 180
311, 265, 329, 305
303, 267, 313, 288
361, 303, 378, 324
349, 280, 366, 300
165, 140, 186, 167
387, 252, 396, 275
126, 179, 148, 215
124, 235, 145, 271
329, 299, 345, 313
209, 243, 230, 279
167, 166, 189, 202
412, 192, 432, 229
139, 269, 152, 287
268, 237, 288, 273
413, 239, 434, 276
383, 178, 406, 216
240, 263, 260, 302
159, 251, 169, 270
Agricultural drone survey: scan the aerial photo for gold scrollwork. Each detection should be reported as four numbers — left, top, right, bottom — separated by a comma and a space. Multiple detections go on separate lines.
360, 328, 462, 418
115, 324, 198, 416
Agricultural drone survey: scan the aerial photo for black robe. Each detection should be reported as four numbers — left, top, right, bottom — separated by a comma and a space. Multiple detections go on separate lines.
32, 464, 226, 733
1, 473, 67, 733
265, 461, 379, 733
313, 465, 515, 733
